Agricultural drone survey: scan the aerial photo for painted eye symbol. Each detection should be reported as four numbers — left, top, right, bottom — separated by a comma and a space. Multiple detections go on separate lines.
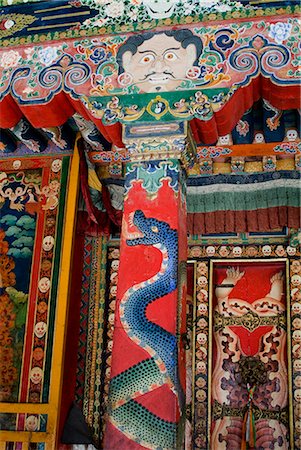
140, 54, 155, 64
164, 51, 177, 61
151, 226, 159, 233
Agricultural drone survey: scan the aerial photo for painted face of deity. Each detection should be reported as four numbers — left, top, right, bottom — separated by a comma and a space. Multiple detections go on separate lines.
119, 34, 198, 93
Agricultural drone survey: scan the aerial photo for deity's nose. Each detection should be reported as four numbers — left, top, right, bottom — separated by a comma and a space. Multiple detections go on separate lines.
153, 58, 166, 72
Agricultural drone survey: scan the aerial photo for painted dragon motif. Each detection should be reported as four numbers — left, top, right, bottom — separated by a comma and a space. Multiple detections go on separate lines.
108, 210, 183, 450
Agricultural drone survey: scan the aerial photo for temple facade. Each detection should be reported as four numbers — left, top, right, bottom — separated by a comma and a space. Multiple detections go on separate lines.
0, 0, 300, 449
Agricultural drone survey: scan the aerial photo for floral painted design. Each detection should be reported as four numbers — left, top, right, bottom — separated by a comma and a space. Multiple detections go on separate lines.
38, 46, 60, 66
0, 50, 21, 69
269, 22, 292, 44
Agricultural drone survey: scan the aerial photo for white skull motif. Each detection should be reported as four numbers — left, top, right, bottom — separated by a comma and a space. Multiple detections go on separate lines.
111, 260, 120, 271
108, 313, 115, 326
286, 129, 298, 142
293, 330, 301, 343
232, 246, 242, 257
142, 0, 178, 19
30, 367, 43, 384
292, 275, 301, 286
206, 246, 215, 257
292, 303, 301, 314
13, 160, 21, 170
253, 132, 265, 143
110, 286, 117, 297
34, 321, 47, 338
197, 276, 207, 287
294, 389, 301, 402
38, 277, 50, 293
42, 235, 54, 252
196, 389, 206, 402
198, 303, 208, 315
294, 359, 301, 371
51, 159, 62, 173
295, 376, 301, 388
262, 245, 272, 256
197, 333, 207, 345
107, 340, 113, 352
25, 415, 38, 431
217, 134, 232, 145
287, 246, 297, 256
196, 361, 206, 374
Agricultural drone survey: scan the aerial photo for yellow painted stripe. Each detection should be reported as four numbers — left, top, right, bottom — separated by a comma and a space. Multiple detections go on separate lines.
0, 442, 6, 450
41, 11, 90, 20
27, 22, 78, 30
0, 403, 49, 414
35, 5, 72, 13
46, 137, 80, 446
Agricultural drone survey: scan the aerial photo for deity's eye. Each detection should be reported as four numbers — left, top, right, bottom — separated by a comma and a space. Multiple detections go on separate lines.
164, 51, 178, 61
140, 54, 155, 64
151, 226, 158, 233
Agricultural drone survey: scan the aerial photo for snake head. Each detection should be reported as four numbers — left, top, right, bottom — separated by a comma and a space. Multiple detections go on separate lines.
126, 210, 176, 246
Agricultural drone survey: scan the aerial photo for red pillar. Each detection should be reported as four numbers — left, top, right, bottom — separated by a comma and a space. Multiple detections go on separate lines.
104, 124, 190, 449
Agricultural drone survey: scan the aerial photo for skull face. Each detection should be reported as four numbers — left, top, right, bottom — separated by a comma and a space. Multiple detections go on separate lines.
110, 286, 117, 297
286, 129, 298, 142
287, 246, 297, 256
34, 321, 47, 338
196, 389, 206, 402
142, 0, 178, 19
107, 340, 113, 352
191, 246, 202, 257
232, 246, 242, 257
110, 272, 118, 285
293, 318, 301, 329
197, 262, 207, 275
294, 359, 301, 371
262, 245, 272, 256
111, 248, 120, 259
292, 275, 301, 286
198, 303, 208, 315
42, 235, 54, 252
196, 377, 206, 388
219, 246, 229, 257
296, 421, 301, 434
197, 333, 207, 346
109, 300, 116, 311
196, 361, 206, 374
25, 415, 38, 431
108, 313, 115, 326
217, 134, 232, 145
294, 376, 301, 388
197, 289, 208, 302
38, 277, 50, 293
293, 330, 301, 343
292, 303, 301, 315
30, 367, 43, 384
292, 288, 301, 302
294, 389, 301, 402
246, 246, 258, 257
291, 261, 301, 273
206, 246, 215, 257
197, 276, 207, 287
197, 318, 207, 329
51, 159, 62, 173
253, 132, 265, 143
275, 245, 286, 257
13, 159, 21, 170
111, 260, 119, 271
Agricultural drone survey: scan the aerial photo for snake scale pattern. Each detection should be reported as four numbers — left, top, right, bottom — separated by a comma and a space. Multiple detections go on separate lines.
109, 210, 182, 450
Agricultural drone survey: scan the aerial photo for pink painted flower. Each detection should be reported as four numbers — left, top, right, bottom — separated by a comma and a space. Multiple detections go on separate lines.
0, 50, 21, 69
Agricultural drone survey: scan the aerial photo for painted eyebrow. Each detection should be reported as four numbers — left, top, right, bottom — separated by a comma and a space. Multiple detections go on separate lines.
138, 47, 181, 55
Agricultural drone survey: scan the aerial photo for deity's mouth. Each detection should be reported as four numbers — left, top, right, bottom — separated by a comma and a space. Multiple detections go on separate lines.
148, 75, 171, 84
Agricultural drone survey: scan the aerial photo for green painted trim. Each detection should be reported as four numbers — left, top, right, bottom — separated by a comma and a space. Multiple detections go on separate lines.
187, 186, 301, 213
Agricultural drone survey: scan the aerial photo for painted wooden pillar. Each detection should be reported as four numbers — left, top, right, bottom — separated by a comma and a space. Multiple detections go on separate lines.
104, 123, 193, 450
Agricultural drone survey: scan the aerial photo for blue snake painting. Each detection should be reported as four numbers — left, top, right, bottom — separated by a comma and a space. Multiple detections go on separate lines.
108, 210, 184, 450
